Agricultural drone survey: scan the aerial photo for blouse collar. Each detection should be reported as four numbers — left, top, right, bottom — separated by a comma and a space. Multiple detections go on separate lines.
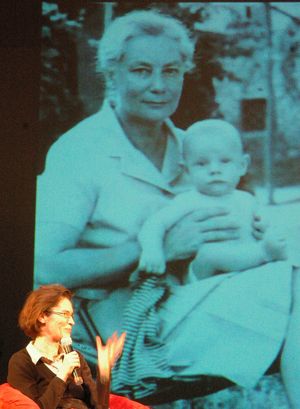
97, 101, 185, 192
26, 341, 63, 365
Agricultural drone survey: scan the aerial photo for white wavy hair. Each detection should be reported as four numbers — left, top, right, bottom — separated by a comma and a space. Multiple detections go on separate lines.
97, 9, 195, 77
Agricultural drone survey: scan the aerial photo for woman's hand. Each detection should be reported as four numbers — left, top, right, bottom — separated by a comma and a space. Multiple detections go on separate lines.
57, 351, 81, 382
96, 332, 126, 383
164, 207, 240, 262
252, 212, 268, 240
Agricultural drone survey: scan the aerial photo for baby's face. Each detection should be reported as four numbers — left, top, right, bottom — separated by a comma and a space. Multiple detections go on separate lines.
185, 132, 249, 196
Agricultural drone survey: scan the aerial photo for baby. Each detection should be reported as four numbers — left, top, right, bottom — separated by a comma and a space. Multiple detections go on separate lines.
138, 119, 286, 280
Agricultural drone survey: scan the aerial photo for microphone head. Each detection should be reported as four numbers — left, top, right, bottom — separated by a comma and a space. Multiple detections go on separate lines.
60, 336, 72, 346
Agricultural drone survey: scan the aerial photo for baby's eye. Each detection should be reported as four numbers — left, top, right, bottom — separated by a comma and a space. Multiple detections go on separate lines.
221, 158, 231, 163
197, 161, 207, 166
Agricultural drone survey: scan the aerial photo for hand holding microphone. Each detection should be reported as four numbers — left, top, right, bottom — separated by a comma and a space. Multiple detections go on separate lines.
59, 336, 83, 385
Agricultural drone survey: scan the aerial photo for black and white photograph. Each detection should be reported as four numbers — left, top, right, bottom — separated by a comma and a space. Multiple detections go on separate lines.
1, 2, 300, 409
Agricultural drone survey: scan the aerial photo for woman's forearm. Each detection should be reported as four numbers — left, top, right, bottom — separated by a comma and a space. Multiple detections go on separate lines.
35, 240, 140, 288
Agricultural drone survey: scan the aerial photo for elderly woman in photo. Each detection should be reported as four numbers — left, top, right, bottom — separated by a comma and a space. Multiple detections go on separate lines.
35, 10, 300, 408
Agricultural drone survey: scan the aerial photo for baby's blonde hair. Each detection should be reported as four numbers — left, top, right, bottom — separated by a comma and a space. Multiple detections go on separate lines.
183, 119, 243, 159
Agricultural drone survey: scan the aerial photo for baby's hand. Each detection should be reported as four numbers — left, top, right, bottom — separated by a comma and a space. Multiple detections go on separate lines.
263, 235, 287, 262
138, 250, 166, 274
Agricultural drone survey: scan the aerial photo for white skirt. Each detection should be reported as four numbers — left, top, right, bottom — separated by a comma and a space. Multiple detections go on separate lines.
159, 261, 292, 388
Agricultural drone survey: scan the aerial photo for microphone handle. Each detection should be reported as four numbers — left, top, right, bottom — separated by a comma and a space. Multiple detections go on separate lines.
62, 344, 83, 385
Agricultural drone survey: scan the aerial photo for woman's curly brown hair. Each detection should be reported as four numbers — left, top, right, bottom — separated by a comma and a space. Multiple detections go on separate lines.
18, 284, 73, 339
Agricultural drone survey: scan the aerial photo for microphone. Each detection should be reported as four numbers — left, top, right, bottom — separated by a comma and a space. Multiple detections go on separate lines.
60, 336, 83, 385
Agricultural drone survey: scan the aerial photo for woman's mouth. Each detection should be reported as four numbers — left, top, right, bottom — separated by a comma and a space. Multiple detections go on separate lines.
143, 101, 168, 107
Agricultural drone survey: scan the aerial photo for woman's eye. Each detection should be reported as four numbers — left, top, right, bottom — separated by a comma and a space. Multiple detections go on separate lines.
164, 67, 180, 76
131, 67, 150, 75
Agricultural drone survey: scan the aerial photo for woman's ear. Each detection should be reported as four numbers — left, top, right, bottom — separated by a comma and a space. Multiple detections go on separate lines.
106, 71, 118, 107
106, 70, 116, 91
240, 153, 250, 176
38, 312, 47, 325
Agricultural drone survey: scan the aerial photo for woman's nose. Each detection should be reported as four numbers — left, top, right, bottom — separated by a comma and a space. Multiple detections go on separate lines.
150, 72, 166, 93
69, 316, 75, 325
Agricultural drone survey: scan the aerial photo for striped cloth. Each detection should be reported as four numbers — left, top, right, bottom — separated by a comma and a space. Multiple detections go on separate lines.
112, 271, 172, 399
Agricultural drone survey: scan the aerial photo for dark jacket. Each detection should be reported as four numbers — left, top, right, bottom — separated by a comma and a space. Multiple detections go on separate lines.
8, 348, 99, 409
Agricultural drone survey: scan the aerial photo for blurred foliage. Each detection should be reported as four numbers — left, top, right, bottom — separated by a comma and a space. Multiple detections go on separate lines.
39, 1, 86, 172
281, 19, 300, 98
39, 1, 299, 187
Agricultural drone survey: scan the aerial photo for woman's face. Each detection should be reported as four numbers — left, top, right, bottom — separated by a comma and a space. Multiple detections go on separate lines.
39, 297, 75, 342
111, 34, 185, 125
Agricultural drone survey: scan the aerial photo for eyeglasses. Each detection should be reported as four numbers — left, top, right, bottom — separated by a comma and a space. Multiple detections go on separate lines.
47, 310, 74, 320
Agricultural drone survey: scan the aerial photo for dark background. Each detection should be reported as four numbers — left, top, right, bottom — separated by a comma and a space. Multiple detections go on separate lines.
1, 0, 299, 386
0, 1, 41, 382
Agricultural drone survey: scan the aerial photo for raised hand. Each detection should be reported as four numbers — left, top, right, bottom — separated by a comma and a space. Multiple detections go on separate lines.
96, 332, 126, 383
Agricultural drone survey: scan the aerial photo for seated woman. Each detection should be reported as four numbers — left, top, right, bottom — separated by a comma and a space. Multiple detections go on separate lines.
7, 284, 127, 409
34, 9, 300, 409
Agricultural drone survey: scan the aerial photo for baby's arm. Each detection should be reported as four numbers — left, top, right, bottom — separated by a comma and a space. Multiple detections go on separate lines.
190, 236, 287, 281
138, 194, 200, 273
